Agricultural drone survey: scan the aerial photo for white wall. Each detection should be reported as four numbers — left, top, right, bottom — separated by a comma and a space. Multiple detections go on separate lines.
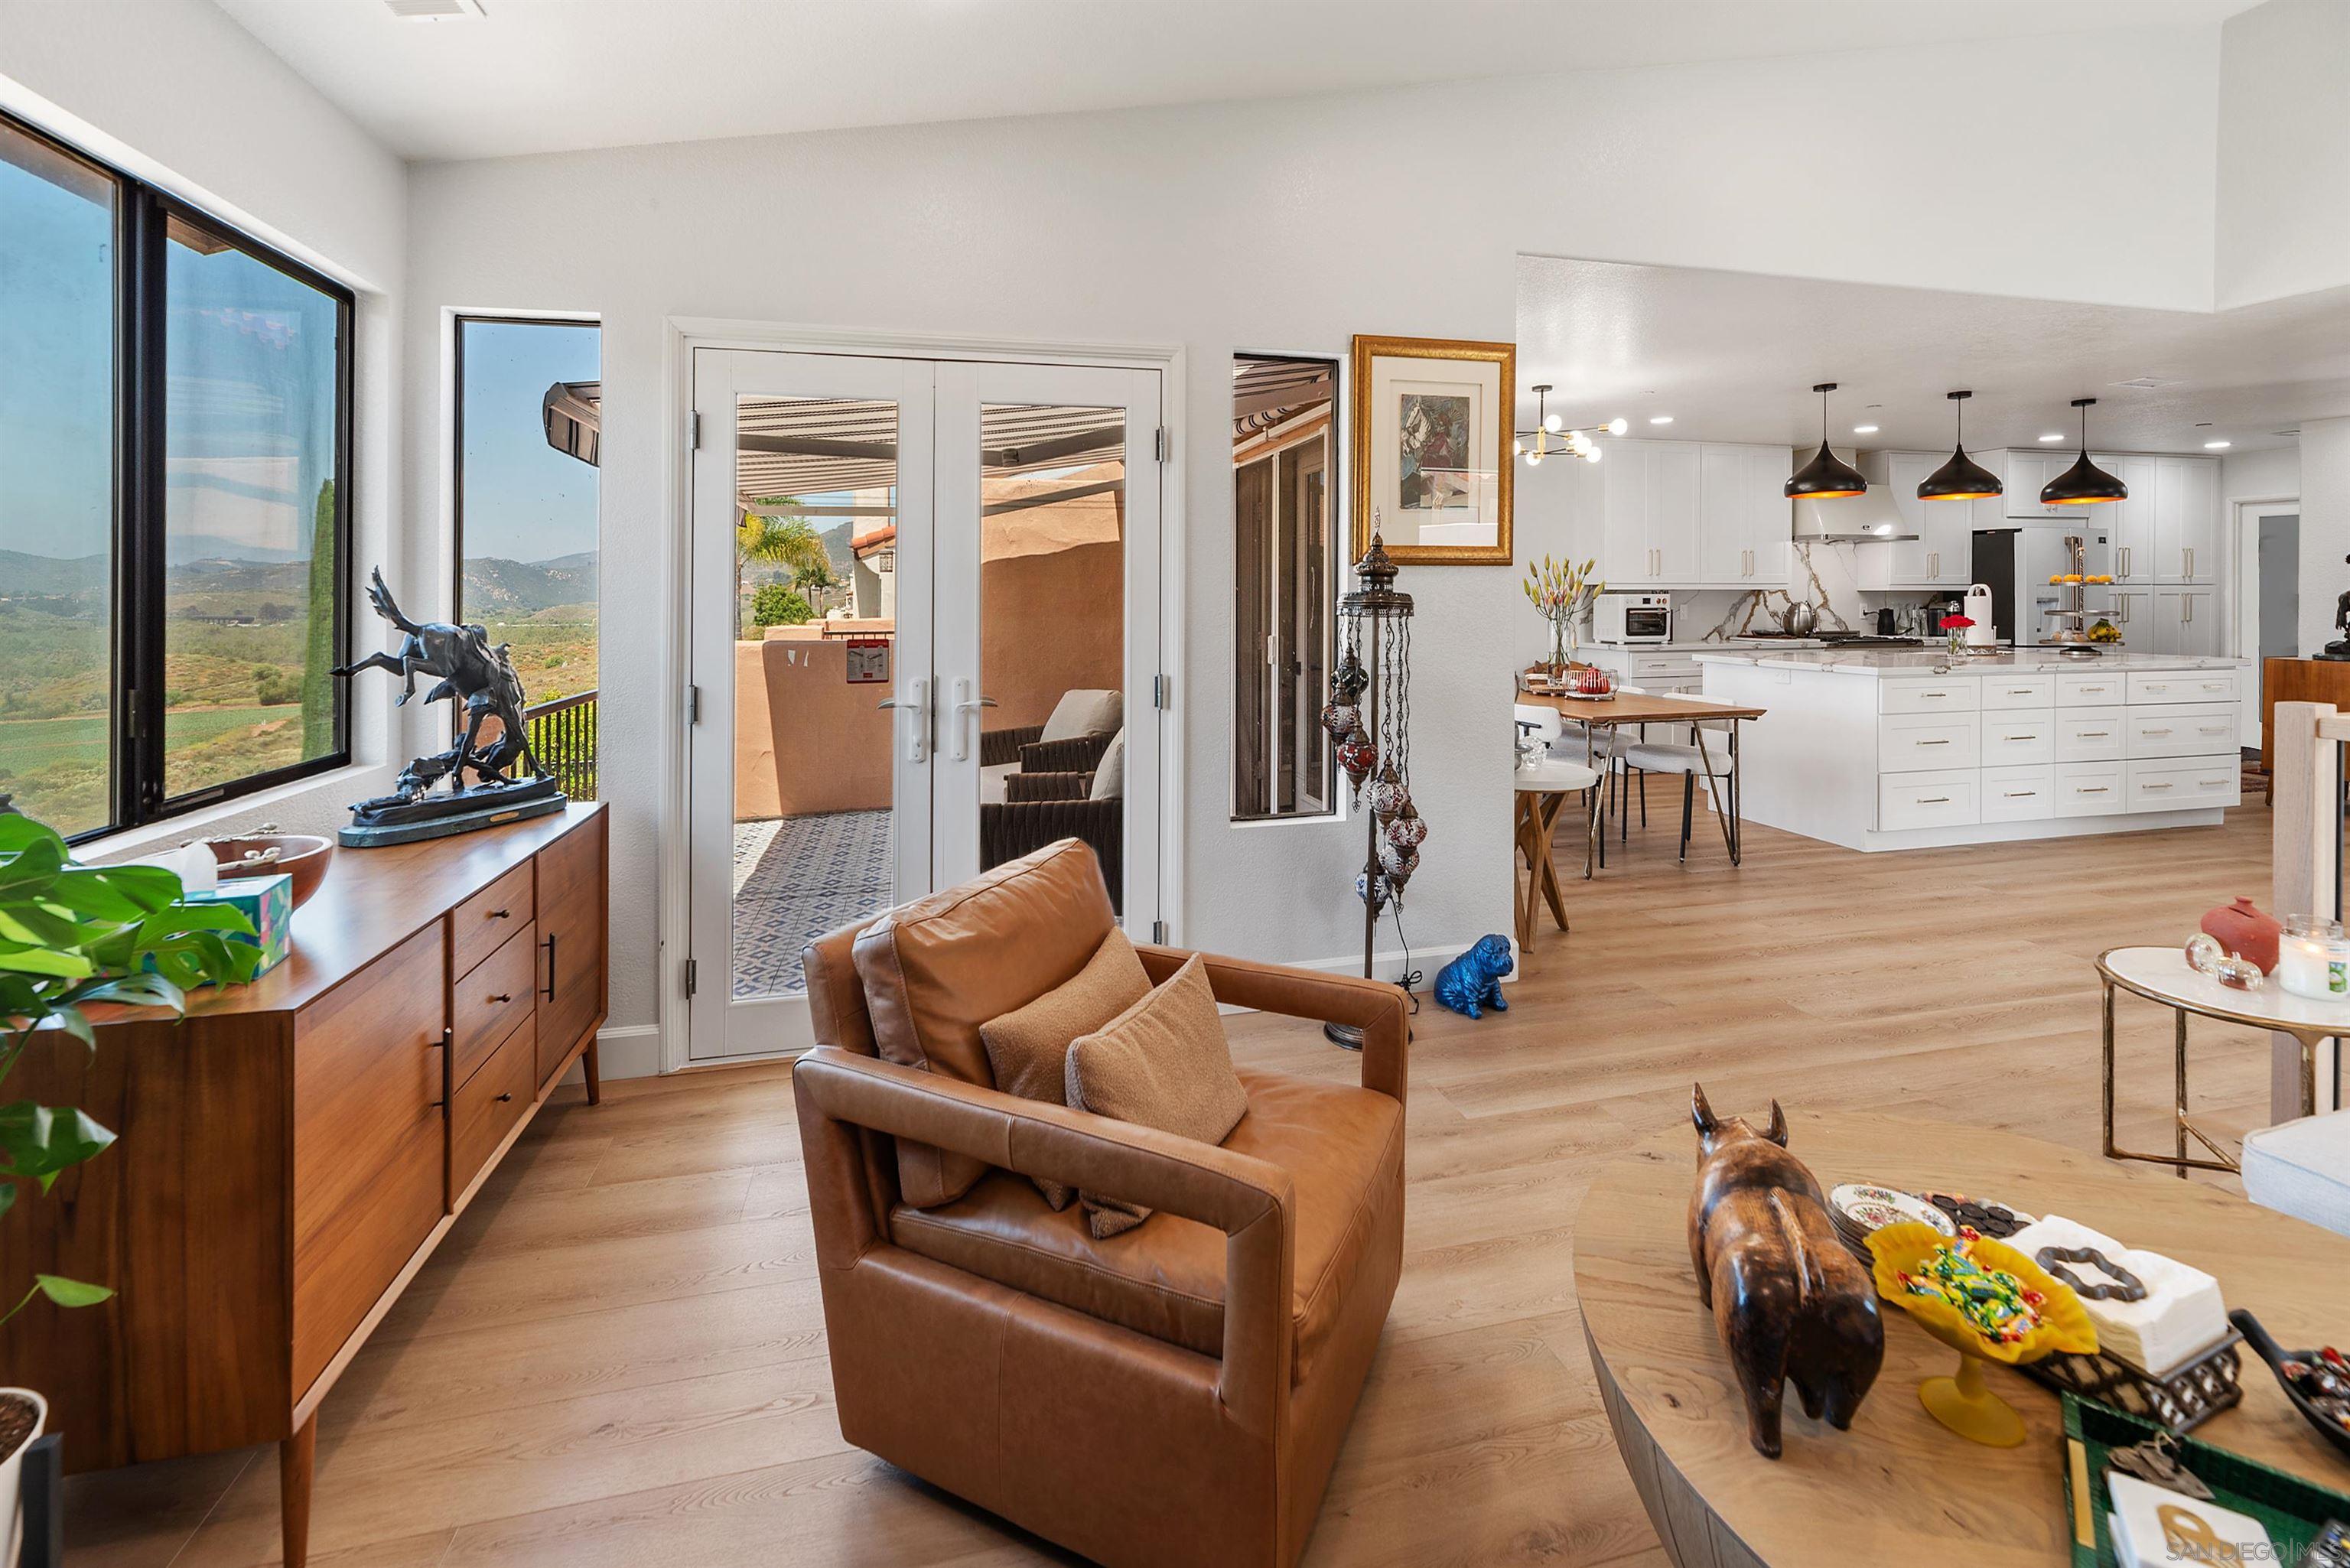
0, 0, 414, 849
2223, 444, 2303, 503
2299, 418, 2350, 657
2215, 0, 2350, 309
400, 21, 2236, 1052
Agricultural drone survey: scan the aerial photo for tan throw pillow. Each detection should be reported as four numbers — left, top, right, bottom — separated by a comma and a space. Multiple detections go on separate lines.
1064, 953, 1249, 1239
978, 926, 1151, 1209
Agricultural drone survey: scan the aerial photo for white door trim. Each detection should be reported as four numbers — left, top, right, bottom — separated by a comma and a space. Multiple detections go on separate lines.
656, 320, 1187, 1072
2229, 493, 2300, 748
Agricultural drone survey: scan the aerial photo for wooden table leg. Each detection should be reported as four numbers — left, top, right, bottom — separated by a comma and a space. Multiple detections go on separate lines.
282, 1412, 317, 1568
583, 1038, 603, 1105
1512, 792, 1537, 949
1536, 793, 1570, 933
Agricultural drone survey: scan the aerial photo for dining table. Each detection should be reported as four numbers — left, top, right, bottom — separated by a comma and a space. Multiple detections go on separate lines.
1515, 682, 1769, 873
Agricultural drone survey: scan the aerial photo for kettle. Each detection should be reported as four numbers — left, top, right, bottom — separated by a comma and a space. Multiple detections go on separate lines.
1779, 600, 1819, 637
1961, 583, 1997, 647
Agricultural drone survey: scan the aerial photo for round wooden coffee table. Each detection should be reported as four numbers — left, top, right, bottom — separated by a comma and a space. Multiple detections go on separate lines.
1574, 1111, 2350, 1566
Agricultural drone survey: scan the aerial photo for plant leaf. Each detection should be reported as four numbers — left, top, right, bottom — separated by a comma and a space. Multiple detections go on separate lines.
33, 1274, 114, 1309
0, 1101, 117, 1189
0, 946, 96, 980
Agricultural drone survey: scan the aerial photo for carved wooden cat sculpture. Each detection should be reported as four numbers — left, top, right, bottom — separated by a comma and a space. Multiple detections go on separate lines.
1687, 1085, 1884, 1458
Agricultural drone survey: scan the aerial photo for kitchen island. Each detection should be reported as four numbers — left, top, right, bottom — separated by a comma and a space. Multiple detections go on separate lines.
1696, 648, 2246, 850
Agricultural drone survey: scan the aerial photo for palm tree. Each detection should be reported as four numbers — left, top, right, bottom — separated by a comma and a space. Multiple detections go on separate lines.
737, 505, 832, 636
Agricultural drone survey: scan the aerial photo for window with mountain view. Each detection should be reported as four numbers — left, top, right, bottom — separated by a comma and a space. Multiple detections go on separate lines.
0, 112, 350, 838
454, 317, 601, 796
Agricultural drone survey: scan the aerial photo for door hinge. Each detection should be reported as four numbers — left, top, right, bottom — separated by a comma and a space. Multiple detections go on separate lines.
684, 958, 698, 997
688, 410, 702, 451
1152, 673, 1170, 709
1154, 427, 1170, 464
688, 684, 701, 724
1151, 920, 1169, 945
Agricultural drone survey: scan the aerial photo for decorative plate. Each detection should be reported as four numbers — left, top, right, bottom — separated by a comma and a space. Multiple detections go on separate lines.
1831, 1183, 1955, 1239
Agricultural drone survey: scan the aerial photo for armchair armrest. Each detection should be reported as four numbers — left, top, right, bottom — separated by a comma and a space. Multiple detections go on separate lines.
1020, 731, 1115, 773
793, 1047, 1295, 1431
1137, 946, 1409, 1109
981, 723, 1045, 768
1004, 769, 1091, 802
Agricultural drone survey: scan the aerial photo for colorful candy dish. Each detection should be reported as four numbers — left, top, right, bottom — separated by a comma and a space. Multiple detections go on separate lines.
1869, 1222, 2098, 1446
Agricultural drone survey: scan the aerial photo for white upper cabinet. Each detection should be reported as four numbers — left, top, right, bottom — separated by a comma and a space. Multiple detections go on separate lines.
2000, 449, 2076, 519
1601, 439, 1782, 588
2100, 454, 2157, 584
1858, 451, 1977, 589
2153, 457, 2218, 583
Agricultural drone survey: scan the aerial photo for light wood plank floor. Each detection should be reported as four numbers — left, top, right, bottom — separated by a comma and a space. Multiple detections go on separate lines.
66, 802, 2313, 1567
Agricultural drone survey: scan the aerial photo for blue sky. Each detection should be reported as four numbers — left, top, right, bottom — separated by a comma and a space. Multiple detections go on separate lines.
461, 318, 601, 564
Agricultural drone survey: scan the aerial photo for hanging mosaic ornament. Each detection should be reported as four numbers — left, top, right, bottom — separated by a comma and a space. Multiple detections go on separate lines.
1378, 840, 1419, 885
1383, 800, 1427, 851
1332, 645, 1369, 704
1320, 700, 1361, 740
1362, 763, 1408, 820
1354, 870, 1388, 916
1336, 734, 1377, 787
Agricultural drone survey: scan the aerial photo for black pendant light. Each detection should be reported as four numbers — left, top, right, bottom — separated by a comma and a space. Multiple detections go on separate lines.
1918, 390, 2003, 501
1784, 382, 1868, 499
2040, 397, 2129, 505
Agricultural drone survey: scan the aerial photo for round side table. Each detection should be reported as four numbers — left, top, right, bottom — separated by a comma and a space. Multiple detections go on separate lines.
2096, 945, 2348, 1178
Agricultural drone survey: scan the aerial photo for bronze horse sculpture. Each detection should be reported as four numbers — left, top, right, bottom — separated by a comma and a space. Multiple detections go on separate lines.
1687, 1085, 1883, 1458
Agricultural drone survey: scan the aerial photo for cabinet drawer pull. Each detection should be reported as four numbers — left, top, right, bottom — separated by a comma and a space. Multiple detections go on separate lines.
2003, 734, 2038, 742
2143, 727, 2171, 736
486, 908, 510, 921
496, 1092, 515, 1104
2007, 688, 2036, 696
1917, 795, 1951, 805
2143, 782, 2173, 791
1922, 691, 1948, 698
542, 932, 559, 1002
2003, 791, 2037, 799
2078, 786, 2109, 794
2078, 730, 2108, 738
489, 992, 513, 1004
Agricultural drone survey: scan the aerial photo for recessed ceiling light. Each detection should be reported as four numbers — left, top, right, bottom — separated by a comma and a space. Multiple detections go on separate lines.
386, 0, 487, 15
2039, 432, 2065, 441
1649, 415, 1674, 425
2203, 440, 2231, 449
1852, 425, 1879, 434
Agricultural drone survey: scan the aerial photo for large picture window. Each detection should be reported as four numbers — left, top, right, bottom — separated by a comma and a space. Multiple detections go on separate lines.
453, 316, 601, 799
0, 112, 351, 839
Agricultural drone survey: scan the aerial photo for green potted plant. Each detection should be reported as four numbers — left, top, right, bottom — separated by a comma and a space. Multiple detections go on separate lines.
0, 811, 259, 1563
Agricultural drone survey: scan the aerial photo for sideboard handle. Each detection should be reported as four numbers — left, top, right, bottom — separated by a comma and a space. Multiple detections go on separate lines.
542, 932, 559, 1002
490, 993, 513, 1005
496, 1093, 515, 1104
487, 908, 510, 920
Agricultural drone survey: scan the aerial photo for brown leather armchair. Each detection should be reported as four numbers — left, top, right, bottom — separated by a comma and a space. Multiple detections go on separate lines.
793, 841, 1408, 1568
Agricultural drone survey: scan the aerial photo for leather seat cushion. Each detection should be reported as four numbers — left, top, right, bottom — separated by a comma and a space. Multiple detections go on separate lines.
888, 1067, 1402, 1387
853, 839, 1117, 1206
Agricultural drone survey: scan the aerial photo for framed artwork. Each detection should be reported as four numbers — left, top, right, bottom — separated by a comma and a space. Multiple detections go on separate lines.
1349, 334, 1514, 565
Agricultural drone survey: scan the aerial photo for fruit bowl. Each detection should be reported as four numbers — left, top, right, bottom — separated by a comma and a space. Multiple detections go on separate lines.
1869, 1222, 2098, 1446
206, 833, 335, 909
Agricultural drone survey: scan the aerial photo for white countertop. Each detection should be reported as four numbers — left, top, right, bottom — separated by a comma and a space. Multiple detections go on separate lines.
1691, 648, 2245, 677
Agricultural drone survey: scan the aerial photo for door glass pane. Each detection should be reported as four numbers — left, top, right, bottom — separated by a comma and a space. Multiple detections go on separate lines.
977, 403, 1127, 910
1229, 353, 1336, 821
730, 395, 893, 999
161, 213, 343, 800
0, 123, 117, 838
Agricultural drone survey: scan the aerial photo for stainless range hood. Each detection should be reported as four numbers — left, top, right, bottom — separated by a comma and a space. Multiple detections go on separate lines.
1789, 446, 1915, 542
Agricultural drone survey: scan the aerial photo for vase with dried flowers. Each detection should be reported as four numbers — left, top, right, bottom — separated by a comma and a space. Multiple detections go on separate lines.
1523, 555, 1601, 680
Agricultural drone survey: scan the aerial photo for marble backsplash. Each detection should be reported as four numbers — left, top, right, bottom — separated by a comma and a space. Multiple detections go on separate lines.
1677, 542, 1964, 642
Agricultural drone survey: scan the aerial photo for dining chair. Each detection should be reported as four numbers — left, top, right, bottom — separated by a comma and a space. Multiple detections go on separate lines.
1512, 704, 1600, 948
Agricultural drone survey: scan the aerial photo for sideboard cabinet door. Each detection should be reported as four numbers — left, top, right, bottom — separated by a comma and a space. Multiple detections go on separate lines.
290, 923, 447, 1393
535, 817, 608, 1088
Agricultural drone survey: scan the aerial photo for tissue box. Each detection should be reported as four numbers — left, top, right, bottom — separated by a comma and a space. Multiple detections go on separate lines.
175, 873, 294, 978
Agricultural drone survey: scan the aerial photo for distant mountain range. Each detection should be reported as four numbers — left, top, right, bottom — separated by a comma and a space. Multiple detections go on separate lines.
0, 548, 602, 618
460, 551, 599, 615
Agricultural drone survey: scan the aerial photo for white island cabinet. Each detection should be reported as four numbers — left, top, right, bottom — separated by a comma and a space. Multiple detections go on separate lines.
1697, 649, 2244, 851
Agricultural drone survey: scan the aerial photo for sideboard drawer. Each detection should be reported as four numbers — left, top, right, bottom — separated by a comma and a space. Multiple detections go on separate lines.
453, 1015, 535, 1199
2126, 671, 2237, 705
1880, 713, 1979, 772
2054, 761, 2126, 816
452, 919, 538, 1090
2125, 704, 2240, 760
1877, 769, 1979, 831
1981, 764, 2056, 822
1981, 675, 2055, 711
1878, 680, 1981, 716
2126, 756, 2241, 812
2055, 707, 2126, 763
2055, 672, 2126, 707
451, 861, 535, 978
1979, 711, 2055, 766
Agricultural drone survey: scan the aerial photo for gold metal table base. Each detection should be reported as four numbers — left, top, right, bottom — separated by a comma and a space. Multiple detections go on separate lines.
2100, 975, 2322, 1179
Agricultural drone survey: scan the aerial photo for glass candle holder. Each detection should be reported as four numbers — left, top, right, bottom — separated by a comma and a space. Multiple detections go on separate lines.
2277, 916, 2350, 1002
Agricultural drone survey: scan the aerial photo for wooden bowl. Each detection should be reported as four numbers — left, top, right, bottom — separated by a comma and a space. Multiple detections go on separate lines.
207, 834, 334, 909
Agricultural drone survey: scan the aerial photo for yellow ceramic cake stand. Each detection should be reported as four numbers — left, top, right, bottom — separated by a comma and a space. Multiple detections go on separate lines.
1867, 1223, 2098, 1447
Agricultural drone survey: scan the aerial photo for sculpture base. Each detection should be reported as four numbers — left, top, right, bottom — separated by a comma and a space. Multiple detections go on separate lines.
2316, 641, 2350, 662
342, 777, 567, 847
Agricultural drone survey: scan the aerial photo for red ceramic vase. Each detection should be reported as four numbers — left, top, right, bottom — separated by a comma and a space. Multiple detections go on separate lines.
2200, 896, 2282, 974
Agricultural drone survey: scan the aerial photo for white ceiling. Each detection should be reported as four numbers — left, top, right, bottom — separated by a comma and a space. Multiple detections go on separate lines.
212, 0, 2254, 162
1515, 255, 2350, 457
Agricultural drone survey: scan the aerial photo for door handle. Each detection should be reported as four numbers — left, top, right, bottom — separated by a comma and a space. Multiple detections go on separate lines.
542, 932, 558, 1002
948, 678, 999, 762
878, 676, 929, 763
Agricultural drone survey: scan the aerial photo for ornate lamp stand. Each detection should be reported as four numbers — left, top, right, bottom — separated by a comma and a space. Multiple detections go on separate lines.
1321, 525, 1421, 1049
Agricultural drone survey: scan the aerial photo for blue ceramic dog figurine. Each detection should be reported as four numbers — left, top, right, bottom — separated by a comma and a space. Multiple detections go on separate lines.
1434, 934, 1512, 1019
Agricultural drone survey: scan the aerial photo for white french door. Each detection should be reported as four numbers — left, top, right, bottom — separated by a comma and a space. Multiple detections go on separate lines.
686, 346, 1162, 1060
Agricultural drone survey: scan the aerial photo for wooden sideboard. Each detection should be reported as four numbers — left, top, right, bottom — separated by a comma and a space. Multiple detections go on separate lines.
2260, 656, 2350, 792
0, 802, 609, 1568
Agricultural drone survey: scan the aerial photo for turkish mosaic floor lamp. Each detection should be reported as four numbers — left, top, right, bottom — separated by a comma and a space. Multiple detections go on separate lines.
1320, 520, 1422, 1049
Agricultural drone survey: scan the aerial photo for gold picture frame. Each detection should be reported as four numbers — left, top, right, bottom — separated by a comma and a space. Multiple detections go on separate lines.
1349, 334, 1515, 565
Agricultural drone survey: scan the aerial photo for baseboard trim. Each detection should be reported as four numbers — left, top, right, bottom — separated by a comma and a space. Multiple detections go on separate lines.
570, 1023, 662, 1083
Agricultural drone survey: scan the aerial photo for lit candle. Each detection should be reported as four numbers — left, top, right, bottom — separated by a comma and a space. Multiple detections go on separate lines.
2277, 916, 2350, 1002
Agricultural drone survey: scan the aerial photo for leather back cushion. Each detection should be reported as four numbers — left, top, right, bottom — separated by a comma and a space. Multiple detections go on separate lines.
803, 916, 882, 1057
854, 838, 1116, 1206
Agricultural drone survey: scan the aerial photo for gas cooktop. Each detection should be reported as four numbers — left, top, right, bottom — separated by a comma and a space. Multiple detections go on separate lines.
1740, 631, 1922, 646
